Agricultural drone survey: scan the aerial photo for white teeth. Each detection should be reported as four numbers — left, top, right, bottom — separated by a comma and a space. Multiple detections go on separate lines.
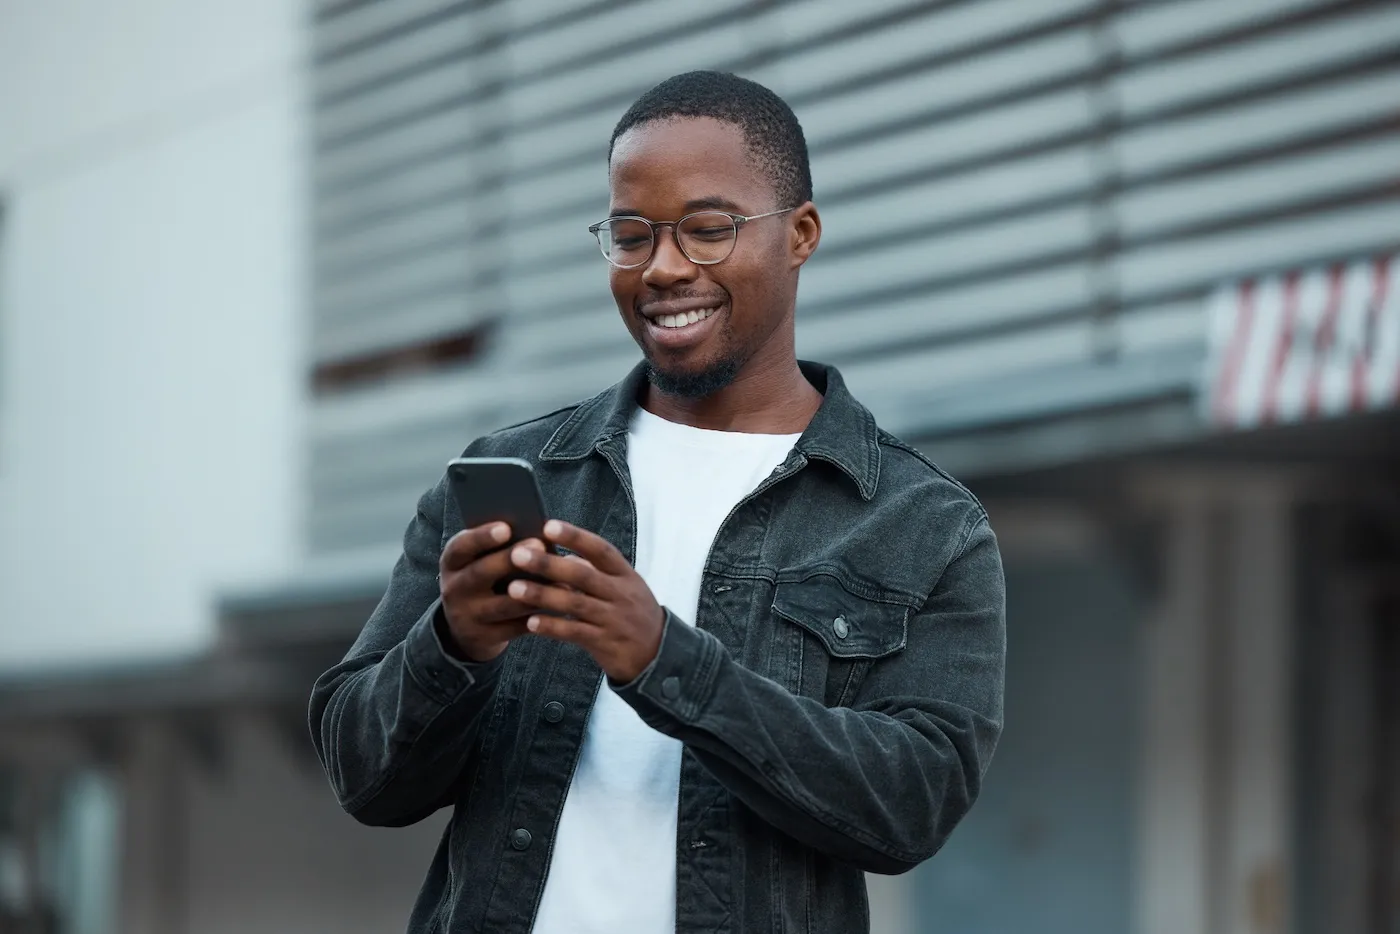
655, 306, 720, 328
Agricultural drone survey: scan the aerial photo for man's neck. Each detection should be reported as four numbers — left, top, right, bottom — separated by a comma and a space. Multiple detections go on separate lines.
640, 359, 823, 434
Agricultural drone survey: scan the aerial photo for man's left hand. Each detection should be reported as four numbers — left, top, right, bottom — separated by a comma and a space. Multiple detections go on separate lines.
506, 520, 664, 684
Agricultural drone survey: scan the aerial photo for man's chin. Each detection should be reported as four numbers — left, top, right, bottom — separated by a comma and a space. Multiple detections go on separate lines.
645, 356, 743, 400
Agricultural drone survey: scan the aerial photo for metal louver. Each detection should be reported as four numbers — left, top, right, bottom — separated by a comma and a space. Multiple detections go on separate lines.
308, 0, 1400, 554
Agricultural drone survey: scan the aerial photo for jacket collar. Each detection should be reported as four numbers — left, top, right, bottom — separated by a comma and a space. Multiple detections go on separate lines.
540, 359, 881, 501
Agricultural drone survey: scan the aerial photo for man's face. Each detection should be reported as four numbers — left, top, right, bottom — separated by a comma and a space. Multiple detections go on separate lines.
605, 117, 814, 398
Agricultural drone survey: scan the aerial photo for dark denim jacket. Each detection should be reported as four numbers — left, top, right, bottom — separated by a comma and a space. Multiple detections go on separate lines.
310, 361, 1006, 934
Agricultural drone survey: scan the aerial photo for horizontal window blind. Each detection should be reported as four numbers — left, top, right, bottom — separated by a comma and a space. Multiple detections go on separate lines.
308, 0, 1400, 554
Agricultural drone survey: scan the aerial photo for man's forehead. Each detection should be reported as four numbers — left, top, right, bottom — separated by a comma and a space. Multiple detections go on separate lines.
609, 117, 763, 202
611, 115, 747, 164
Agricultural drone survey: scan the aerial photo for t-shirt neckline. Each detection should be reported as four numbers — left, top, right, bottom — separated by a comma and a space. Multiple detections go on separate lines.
629, 406, 804, 446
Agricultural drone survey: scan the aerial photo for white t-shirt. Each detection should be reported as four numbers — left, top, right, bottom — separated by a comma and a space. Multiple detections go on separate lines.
531, 406, 801, 934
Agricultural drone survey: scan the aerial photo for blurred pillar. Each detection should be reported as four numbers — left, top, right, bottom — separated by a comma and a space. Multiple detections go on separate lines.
1135, 490, 1212, 934
1132, 472, 1298, 934
116, 721, 186, 934
1223, 485, 1295, 934
16, 767, 49, 931
1310, 525, 1373, 934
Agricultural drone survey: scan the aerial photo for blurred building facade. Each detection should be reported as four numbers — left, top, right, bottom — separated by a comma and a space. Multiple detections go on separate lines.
1, 1, 1398, 933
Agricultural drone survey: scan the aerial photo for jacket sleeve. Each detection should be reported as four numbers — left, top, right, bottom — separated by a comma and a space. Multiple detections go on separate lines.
308, 472, 504, 827
613, 510, 1006, 874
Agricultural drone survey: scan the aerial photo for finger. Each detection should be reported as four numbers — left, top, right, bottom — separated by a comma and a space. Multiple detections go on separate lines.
542, 521, 631, 575
439, 578, 534, 622
525, 612, 603, 649
441, 523, 512, 573
508, 544, 606, 595
461, 538, 545, 591
505, 579, 609, 622
468, 594, 538, 626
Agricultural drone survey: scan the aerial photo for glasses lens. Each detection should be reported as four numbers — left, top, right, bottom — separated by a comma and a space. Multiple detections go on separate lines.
596, 218, 653, 267
677, 213, 738, 264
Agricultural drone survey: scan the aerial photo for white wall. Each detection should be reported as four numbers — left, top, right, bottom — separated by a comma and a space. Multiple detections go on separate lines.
0, 0, 305, 668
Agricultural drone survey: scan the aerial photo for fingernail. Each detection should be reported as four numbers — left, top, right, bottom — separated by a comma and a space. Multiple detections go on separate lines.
527, 616, 541, 631
512, 547, 531, 564
508, 581, 527, 598
544, 520, 562, 537
492, 524, 510, 542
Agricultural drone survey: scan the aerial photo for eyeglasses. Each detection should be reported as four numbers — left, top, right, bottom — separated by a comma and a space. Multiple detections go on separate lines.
588, 208, 794, 269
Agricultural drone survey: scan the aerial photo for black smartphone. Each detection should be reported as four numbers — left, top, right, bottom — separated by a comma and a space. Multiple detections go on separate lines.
446, 457, 557, 594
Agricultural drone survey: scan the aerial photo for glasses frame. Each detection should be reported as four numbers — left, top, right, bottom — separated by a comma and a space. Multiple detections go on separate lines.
587, 207, 795, 269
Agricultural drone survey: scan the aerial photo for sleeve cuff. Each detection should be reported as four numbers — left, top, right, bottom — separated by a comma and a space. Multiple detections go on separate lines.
403, 598, 502, 706
612, 608, 725, 729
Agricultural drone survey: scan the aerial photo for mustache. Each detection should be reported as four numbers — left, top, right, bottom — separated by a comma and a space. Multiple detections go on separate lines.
636, 289, 728, 314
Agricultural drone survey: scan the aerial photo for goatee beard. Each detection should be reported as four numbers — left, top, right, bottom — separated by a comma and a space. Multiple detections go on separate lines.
646, 356, 743, 399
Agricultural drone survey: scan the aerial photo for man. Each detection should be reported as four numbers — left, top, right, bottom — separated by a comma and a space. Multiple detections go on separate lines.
310, 71, 1005, 934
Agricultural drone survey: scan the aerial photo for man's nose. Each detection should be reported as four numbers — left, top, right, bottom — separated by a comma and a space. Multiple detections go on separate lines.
641, 227, 698, 289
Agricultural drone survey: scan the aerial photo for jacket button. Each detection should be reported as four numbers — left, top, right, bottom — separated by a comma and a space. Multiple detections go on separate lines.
510, 828, 532, 851
833, 616, 850, 639
661, 676, 681, 700
542, 701, 565, 723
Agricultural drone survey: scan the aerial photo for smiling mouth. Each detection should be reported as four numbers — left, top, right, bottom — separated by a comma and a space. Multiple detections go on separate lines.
648, 305, 722, 329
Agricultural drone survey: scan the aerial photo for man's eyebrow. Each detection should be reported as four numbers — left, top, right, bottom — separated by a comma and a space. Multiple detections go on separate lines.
606, 196, 744, 219
683, 195, 743, 213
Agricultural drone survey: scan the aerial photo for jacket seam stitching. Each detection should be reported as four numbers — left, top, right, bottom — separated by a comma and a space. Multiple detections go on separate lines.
487, 400, 585, 439
950, 511, 989, 566
679, 623, 724, 724
863, 404, 881, 498
462, 649, 515, 807
833, 662, 862, 708
404, 640, 459, 708
326, 664, 375, 792
878, 434, 988, 512
539, 384, 618, 455
776, 567, 921, 608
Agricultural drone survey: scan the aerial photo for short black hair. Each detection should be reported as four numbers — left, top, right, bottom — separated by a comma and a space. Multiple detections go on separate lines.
609, 71, 813, 208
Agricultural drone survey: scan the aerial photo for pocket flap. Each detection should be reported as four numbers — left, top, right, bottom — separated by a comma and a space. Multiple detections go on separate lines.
772, 576, 909, 659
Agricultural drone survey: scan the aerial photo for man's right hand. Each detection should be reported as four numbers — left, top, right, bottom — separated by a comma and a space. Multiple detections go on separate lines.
438, 523, 541, 663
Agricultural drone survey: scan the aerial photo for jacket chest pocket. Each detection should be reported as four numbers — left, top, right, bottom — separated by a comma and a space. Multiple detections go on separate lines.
770, 574, 910, 707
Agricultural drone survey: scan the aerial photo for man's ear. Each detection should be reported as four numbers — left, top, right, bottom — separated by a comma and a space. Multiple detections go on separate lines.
790, 202, 821, 269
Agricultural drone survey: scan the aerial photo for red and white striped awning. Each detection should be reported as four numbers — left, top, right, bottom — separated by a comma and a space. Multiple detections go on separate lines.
1204, 254, 1398, 429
